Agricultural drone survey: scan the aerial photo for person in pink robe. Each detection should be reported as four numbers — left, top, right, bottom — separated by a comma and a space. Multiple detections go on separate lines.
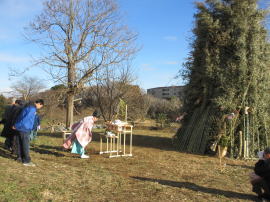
63, 110, 100, 158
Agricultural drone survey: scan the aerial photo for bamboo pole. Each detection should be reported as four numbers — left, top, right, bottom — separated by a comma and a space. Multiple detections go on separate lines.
195, 107, 210, 153
199, 108, 213, 153
187, 110, 204, 152
229, 120, 234, 158
238, 131, 243, 159
246, 112, 249, 158
178, 108, 201, 151
187, 107, 209, 153
251, 115, 255, 158
257, 129, 260, 152
125, 104, 127, 123
243, 110, 246, 158
264, 119, 269, 147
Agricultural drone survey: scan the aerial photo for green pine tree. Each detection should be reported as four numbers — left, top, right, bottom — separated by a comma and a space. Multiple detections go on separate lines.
0, 95, 7, 118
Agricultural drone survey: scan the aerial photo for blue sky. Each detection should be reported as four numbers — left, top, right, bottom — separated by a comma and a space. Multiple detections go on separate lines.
118, 0, 195, 90
0, 0, 268, 95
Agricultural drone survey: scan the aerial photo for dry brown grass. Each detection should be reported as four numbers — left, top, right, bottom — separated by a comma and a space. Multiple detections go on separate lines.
0, 126, 259, 202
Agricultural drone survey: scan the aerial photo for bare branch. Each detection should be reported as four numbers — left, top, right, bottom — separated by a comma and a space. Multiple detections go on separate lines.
24, 0, 138, 127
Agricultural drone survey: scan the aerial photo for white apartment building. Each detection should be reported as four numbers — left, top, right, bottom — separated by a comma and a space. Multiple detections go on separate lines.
147, 86, 185, 100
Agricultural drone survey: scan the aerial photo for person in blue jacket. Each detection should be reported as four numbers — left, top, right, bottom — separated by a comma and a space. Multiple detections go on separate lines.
13, 99, 44, 166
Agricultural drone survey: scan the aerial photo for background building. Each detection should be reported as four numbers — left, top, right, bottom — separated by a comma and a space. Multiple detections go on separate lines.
147, 86, 185, 100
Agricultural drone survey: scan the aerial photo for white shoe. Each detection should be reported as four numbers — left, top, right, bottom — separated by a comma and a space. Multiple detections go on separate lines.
81, 154, 89, 159
23, 162, 36, 167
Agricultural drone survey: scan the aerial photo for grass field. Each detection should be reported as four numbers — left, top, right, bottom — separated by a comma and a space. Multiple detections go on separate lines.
0, 127, 259, 202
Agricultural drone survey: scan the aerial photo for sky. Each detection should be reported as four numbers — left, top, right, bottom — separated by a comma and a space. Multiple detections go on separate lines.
0, 0, 269, 96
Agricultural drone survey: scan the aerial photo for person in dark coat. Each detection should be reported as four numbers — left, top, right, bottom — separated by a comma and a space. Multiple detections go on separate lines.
0, 99, 23, 151
251, 147, 270, 200
0, 98, 16, 139
9, 100, 25, 154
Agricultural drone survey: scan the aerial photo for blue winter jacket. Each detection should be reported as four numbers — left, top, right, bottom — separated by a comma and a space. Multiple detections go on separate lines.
33, 114, 40, 131
14, 105, 37, 133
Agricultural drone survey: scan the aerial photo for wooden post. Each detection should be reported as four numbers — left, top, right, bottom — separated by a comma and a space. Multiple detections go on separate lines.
123, 130, 126, 155
130, 126, 133, 155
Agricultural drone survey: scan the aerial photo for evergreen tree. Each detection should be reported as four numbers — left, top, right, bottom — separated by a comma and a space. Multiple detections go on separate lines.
174, 0, 270, 157
0, 95, 7, 118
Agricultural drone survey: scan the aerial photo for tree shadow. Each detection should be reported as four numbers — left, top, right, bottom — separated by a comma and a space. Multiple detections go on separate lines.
131, 176, 259, 201
130, 133, 174, 151
91, 132, 175, 151
0, 148, 16, 160
0, 142, 16, 160
37, 144, 65, 152
38, 130, 177, 152
0, 139, 65, 158
30, 145, 65, 157
37, 132, 62, 139
227, 163, 254, 170
40, 130, 175, 151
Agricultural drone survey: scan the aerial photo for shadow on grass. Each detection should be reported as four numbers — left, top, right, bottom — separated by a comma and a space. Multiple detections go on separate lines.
0, 148, 13, 159
227, 163, 254, 170
39, 130, 175, 151
0, 142, 16, 160
131, 134, 174, 151
0, 138, 66, 158
131, 176, 258, 201
37, 144, 65, 152
30, 145, 65, 157
91, 132, 175, 151
37, 132, 63, 139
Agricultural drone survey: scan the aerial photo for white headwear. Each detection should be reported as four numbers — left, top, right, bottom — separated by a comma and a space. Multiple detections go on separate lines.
11, 98, 17, 103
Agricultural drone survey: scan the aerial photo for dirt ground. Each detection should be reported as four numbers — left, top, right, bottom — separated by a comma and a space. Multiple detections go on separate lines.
0, 128, 259, 201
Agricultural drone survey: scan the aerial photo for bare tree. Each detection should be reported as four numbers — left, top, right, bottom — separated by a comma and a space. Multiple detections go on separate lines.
85, 63, 151, 121
37, 85, 67, 120
10, 76, 46, 101
147, 95, 182, 120
25, 0, 138, 128
89, 63, 134, 121
122, 87, 151, 121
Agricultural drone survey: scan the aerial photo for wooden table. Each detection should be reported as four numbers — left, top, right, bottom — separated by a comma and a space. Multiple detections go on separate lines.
99, 123, 133, 158
62, 130, 72, 142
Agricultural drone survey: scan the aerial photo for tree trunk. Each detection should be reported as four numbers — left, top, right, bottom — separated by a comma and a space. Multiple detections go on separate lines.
66, 92, 74, 129
66, 62, 76, 129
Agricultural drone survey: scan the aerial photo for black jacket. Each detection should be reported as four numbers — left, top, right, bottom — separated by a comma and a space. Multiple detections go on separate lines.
254, 159, 270, 189
0, 105, 22, 137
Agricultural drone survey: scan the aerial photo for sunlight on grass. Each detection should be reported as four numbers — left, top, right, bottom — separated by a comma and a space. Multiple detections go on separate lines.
0, 129, 257, 201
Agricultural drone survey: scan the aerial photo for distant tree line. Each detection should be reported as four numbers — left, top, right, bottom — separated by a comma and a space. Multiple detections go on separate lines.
2, 75, 182, 126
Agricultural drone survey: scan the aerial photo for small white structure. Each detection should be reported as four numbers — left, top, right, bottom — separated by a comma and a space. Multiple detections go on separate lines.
100, 121, 133, 158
